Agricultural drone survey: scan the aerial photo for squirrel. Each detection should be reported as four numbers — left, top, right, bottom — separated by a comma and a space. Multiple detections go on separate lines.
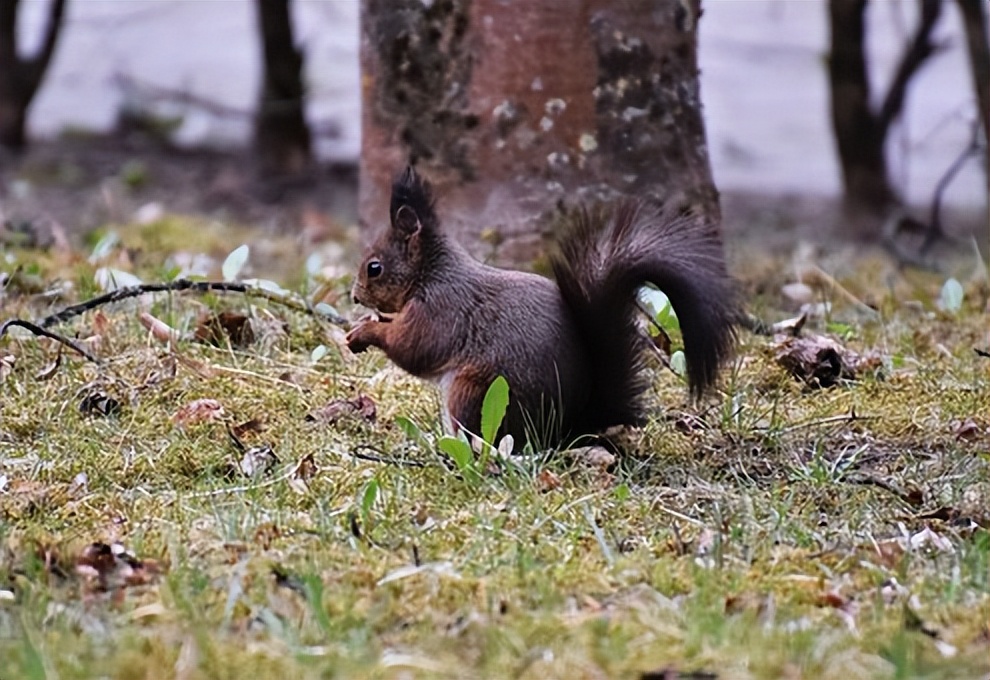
346, 166, 738, 447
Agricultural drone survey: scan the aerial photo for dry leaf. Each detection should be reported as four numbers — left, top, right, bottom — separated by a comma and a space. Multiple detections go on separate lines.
91, 310, 112, 336
306, 395, 377, 425
76, 541, 163, 596
565, 445, 616, 469
239, 445, 279, 477
79, 391, 122, 417
139, 312, 181, 345
253, 522, 281, 550
194, 311, 255, 348
171, 398, 226, 427
288, 453, 317, 495
535, 468, 562, 492
952, 418, 986, 442
773, 333, 884, 387
34, 347, 62, 381
231, 417, 266, 438
1, 354, 16, 382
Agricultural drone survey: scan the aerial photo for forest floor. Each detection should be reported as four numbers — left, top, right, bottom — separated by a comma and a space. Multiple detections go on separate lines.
0, 139, 988, 679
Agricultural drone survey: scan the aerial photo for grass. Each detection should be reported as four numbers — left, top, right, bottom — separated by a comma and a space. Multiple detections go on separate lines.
1, 215, 988, 679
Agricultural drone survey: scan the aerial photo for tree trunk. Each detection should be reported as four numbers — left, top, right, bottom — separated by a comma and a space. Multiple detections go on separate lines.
955, 0, 990, 187
359, 0, 719, 260
0, 0, 67, 152
827, 0, 897, 214
827, 0, 944, 217
253, 0, 311, 178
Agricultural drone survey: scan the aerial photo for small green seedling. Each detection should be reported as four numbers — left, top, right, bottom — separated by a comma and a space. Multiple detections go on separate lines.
438, 375, 510, 484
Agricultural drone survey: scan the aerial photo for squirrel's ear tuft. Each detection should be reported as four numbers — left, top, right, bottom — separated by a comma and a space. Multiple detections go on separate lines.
393, 204, 421, 238
390, 166, 437, 233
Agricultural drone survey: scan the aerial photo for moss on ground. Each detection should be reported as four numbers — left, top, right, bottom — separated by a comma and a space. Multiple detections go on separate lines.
0, 215, 987, 679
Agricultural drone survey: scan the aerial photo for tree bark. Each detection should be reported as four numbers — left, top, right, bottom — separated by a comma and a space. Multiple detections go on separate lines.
827, 0, 944, 216
828, 0, 896, 213
0, 0, 67, 151
359, 0, 719, 260
253, 0, 311, 178
954, 0, 989, 186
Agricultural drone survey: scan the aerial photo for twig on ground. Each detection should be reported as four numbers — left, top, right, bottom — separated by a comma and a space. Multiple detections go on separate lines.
350, 444, 428, 468
35, 279, 349, 329
1, 279, 349, 360
769, 410, 877, 435
737, 312, 774, 336
847, 473, 924, 507
0, 319, 100, 363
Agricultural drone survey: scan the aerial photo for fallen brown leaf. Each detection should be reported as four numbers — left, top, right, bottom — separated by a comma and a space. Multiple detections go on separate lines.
952, 418, 986, 442
306, 395, 377, 425
76, 541, 163, 597
238, 445, 279, 477
231, 417, 266, 438
171, 398, 226, 427
34, 347, 63, 381
288, 453, 317, 495
535, 468, 562, 493
194, 311, 255, 348
139, 312, 181, 345
772, 333, 884, 387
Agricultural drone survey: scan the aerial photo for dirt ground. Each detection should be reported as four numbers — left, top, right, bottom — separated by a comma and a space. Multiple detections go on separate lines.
1, 136, 986, 269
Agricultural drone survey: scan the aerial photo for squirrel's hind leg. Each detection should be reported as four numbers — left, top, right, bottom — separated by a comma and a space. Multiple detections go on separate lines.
438, 365, 493, 442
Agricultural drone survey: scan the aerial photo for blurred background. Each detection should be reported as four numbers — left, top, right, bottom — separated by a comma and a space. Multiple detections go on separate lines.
2, 0, 987, 252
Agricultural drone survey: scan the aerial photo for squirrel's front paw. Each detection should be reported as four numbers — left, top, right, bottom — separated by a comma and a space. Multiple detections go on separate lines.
345, 322, 375, 354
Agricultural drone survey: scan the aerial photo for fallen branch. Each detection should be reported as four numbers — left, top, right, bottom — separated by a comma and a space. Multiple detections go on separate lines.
34, 279, 349, 330
770, 411, 878, 435
0, 319, 99, 362
2, 279, 348, 363
876, 0, 944, 138
349, 444, 429, 468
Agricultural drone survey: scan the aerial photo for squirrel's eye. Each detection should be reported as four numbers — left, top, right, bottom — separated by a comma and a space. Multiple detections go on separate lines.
366, 260, 383, 278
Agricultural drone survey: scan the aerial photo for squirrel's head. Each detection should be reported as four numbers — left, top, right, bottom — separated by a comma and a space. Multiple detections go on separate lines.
352, 166, 439, 314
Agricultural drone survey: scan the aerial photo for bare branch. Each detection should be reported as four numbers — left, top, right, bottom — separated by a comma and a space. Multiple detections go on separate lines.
26, 0, 67, 94
955, 0, 990, 176
877, 0, 944, 138
33, 279, 349, 330
2, 278, 350, 364
920, 120, 983, 254
0, 319, 100, 363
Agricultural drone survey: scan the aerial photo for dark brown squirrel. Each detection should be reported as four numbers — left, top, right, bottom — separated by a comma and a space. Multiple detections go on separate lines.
346, 167, 739, 446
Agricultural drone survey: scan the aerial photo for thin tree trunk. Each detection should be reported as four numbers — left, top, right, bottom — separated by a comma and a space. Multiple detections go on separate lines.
954, 0, 990, 186
827, 0, 896, 213
253, 0, 311, 178
359, 0, 719, 260
828, 0, 945, 217
0, 0, 67, 151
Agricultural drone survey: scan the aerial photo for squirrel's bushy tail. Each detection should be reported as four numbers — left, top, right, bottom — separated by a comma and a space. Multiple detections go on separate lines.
551, 200, 738, 430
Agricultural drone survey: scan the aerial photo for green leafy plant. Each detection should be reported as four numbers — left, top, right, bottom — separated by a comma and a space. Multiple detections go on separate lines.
359, 478, 379, 529
438, 376, 510, 484
396, 416, 433, 450
480, 375, 510, 445
639, 286, 680, 333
